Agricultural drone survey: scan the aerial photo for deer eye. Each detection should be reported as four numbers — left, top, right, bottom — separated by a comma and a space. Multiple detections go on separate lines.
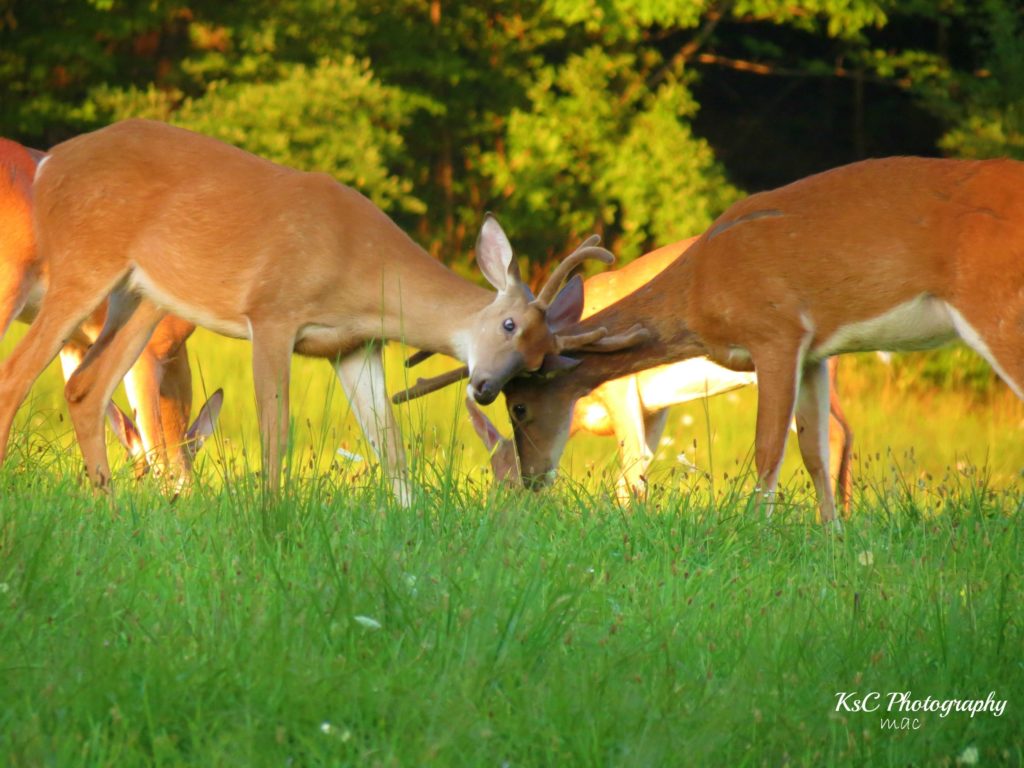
511, 403, 528, 420
502, 318, 516, 333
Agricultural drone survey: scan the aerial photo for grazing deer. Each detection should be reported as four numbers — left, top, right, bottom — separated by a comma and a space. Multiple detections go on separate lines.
433, 157, 1024, 525
453, 236, 852, 509
0, 136, 220, 481
5, 119, 637, 499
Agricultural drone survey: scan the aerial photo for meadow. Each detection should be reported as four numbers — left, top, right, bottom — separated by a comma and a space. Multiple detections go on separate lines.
1, 329, 1022, 766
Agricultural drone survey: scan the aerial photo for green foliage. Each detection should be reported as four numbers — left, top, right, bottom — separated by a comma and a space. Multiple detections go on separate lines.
7, 0, 1010, 267
483, 48, 738, 259
931, 0, 1024, 159
88, 57, 431, 213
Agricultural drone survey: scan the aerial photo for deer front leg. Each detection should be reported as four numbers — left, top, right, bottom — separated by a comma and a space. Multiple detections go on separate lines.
751, 343, 805, 517
604, 376, 652, 504
154, 344, 195, 479
250, 322, 294, 493
334, 344, 410, 505
122, 347, 170, 474
794, 359, 839, 527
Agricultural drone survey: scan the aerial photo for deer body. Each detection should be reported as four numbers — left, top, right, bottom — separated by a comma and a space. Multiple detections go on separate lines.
0, 137, 219, 479
499, 157, 1024, 524
466, 237, 851, 506
10, 119, 620, 497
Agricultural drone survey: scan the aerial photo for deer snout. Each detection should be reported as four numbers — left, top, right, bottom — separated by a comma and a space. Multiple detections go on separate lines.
522, 469, 556, 491
469, 353, 525, 405
469, 377, 499, 405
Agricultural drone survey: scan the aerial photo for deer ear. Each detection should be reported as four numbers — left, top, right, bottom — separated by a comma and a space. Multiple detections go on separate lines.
476, 213, 522, 292
185, 388, 223, 455
106, 402, 144, 459
465, 396, 502, 450
545, 274, 584, 332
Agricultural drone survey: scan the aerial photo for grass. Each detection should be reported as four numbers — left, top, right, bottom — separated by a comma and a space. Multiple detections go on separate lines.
0, 329, 1022, 766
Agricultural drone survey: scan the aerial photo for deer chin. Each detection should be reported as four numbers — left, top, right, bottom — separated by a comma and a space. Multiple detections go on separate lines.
522, 468, 558, 491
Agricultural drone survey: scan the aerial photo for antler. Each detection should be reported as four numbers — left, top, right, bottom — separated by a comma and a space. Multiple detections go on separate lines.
554, 323, 651, 354
576, 323, 651, 352
404, 349, 435, 368
532, 235, 614, 310
391, 365, 469, 404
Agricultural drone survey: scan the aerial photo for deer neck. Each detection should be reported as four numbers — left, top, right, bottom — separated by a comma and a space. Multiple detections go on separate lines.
568, 263, 708, 396
373, 245, 494, 361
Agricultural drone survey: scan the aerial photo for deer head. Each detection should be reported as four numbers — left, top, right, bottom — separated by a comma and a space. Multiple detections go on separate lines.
393, 216, 648, 407
463, 215, 621, 404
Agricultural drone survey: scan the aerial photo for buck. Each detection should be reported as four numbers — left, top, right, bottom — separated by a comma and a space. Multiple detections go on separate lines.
440, 236, 851, 509
422, 157, 1024, 524
1, 119, 637, 499
0, 136, 221, 480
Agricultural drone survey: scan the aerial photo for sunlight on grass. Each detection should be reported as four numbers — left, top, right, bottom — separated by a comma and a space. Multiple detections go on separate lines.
0, 329, 1021, 765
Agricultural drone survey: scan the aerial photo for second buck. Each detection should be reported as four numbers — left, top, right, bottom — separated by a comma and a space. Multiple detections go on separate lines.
491, 157, 1024, 525
459, 238, 852, 508
0, 137, 220, 481
4, 120, 636, 499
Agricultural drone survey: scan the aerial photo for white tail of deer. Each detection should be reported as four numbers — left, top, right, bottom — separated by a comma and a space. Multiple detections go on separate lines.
0, 136, 220, 481
5, 120, 637, 498
456, 237, 853, 508
482, 157, 1024, 526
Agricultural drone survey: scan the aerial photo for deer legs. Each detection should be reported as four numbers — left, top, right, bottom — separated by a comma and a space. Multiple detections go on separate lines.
250, 321, 294, 493
795, 359, 839, 526
64, 292, 166, 487
602, 376, 657, 503
335, 344, 411, 505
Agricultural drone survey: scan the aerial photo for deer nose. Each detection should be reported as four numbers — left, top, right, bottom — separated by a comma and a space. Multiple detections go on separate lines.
469, 377, 498, 405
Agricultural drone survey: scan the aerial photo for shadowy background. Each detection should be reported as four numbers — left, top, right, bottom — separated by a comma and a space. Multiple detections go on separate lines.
2, 0, 1022, 391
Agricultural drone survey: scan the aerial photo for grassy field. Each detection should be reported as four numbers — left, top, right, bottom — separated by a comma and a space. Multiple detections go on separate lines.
0, 329, 1022, 766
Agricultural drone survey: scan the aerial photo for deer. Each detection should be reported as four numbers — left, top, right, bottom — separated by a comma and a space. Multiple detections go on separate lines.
0, 136, 221, 482
1, 119, 640, 501
409, 156, 1024, 525
423, 236, 852, 509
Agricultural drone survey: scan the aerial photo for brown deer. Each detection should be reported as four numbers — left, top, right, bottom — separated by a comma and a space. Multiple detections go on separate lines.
4, 120, 637, 499
431, 157, 1024, 525
449, 236, 852, 509
0, 136, 220, 481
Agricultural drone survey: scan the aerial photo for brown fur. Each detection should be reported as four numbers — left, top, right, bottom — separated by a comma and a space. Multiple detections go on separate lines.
5, 120, 600, 495
501, 157, 1024, 525
0, 136, 214, 482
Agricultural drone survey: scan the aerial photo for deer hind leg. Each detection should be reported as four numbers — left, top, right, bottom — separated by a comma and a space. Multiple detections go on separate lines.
946, 305, 1024, 401
0, 274, 126, 464
794, 359, 840, 528
335, 344, 410, 505
249, 321, 294, 493
826, 358, 854, 517
0, 259, 36, 342
65, 292, 166, 488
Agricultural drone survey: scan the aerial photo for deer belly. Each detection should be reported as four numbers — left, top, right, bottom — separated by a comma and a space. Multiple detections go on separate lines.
128, 266, 249, 339
637, 358, 757, 411
813, 294, 958, 358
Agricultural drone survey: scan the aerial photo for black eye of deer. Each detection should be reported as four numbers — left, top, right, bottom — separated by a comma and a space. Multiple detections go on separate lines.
512, 403, 527, 420
502, 318, 516, 333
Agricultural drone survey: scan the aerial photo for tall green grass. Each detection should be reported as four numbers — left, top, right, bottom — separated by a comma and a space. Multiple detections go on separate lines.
0, 330, 1021, 765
